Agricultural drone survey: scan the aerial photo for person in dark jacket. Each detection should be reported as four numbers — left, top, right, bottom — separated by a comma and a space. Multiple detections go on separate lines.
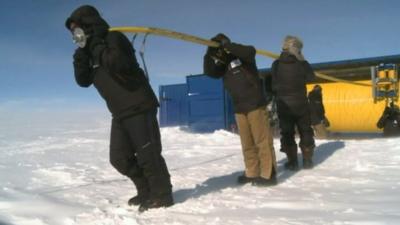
377, 103, 400, 136
65, 5, 173, 212
308, 85, 330, 138
204, 33, 277, 186
271, 35, 316, 170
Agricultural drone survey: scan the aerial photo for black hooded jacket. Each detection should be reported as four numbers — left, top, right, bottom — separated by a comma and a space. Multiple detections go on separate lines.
66, 6, 158, 119
271, 52, 315, 115
377, 106, 400, 136
203, 43, 267, 114
308, 88, 326, 125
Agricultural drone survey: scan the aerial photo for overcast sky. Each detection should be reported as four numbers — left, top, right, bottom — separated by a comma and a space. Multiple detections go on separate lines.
1, 0, 399, 110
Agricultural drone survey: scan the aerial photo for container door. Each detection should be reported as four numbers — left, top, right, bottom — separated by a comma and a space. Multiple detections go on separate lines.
159, 84, 188, 127
187, 75, 225, 132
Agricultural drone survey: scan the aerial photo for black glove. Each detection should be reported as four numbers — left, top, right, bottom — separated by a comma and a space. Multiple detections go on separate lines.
73, 47, 90, 62
214, 48, 230, 65
88, 36, 106, 67
209, 34, 231, 65
211, 33, 231, 48
77, 15, 109, 67
73, 48, 94, 87
73, 48, 91, 71
219, 37, 230, 48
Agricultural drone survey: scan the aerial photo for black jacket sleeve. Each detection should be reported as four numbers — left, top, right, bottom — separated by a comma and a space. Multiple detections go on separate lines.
377, 108, 389, 128
302, 61, 316, 83
223, 42, 256, 64
321, 96, 326, 116
270, 60, 279, 95
91, 31, 145, 91
73, 48, 93, 87
377, 115, 387, 129
310, 90, 326, 118
203, 47, 226, 79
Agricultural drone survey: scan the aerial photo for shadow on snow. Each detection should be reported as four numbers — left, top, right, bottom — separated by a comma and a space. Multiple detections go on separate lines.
277, 141, 345, 182
173, 141, 345, 203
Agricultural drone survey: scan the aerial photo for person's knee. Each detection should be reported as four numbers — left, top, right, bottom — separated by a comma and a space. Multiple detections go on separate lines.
281, 131, 295, 141
136, 141, 161, 167
109, 153, 130, 175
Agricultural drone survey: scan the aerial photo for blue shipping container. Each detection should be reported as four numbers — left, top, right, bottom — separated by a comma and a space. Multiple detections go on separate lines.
186, 75, 236, 132
159, 83, 188, 127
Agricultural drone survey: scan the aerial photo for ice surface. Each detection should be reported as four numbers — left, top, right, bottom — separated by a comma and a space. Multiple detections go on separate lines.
0, 110, 399, 225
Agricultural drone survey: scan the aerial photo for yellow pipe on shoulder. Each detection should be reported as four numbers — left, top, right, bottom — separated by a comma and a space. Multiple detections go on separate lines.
110, 26, 370, 87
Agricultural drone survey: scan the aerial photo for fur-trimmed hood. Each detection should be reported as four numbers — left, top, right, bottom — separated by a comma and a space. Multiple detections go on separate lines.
282, 35, 304, 61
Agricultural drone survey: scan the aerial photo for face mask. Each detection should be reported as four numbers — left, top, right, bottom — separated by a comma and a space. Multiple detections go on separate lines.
72, 27, 89, 48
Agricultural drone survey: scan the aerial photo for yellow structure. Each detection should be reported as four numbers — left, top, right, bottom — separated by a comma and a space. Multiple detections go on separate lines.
307, 81, 399, 132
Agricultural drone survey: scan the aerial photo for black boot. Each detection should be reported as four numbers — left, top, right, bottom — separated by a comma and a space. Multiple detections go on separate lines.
128, 176, 150, 206
128, 194, 148, 206
135, 140, 173, 208
237, 174, 257, 184
301, 146, 314, 169
283, 146, 299, 171
284, 157, 299, 171
138, 194, 174, 213
252, 169, 278, 187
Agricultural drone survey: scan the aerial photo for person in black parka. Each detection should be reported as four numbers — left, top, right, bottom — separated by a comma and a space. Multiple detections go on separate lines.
377, 103, 400, 137
65, 5, 173, 212
308, 85, 330, 138
204, 33, 277, 186
271, 35, 316, 170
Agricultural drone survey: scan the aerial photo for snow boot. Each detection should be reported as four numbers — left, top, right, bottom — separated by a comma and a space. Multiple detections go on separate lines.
128, 176, 150, 206
237, 174, 257, 184
252, 169, 278, 187
283, 146, 299, 171
138, 194, 174, 213
252, 176, 278, 187
128, 194, 148, 206
301, 145, 314, 169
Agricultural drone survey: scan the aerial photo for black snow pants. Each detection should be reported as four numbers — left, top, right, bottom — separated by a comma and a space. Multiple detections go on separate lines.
109, 109, 172, 200
277, 100, 315, 152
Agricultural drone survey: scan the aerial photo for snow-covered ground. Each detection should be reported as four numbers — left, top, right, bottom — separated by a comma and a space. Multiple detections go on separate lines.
1, 110, 400, 225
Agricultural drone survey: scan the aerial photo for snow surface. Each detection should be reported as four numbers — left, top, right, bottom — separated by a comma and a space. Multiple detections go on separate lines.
1, 111, 400, 225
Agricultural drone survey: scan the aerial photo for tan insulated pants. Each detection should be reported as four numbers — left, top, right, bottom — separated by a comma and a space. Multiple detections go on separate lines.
235, 107, 276, 179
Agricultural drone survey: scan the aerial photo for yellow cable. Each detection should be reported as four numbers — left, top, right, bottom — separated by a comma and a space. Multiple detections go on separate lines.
110, 26, 372, 87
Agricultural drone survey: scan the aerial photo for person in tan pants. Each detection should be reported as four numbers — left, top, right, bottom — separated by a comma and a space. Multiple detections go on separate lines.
203, 33, 277, 186
235, 107, 277, 184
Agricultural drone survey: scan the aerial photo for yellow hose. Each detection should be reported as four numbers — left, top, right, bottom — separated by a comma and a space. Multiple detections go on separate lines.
110, 26, 371, 86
